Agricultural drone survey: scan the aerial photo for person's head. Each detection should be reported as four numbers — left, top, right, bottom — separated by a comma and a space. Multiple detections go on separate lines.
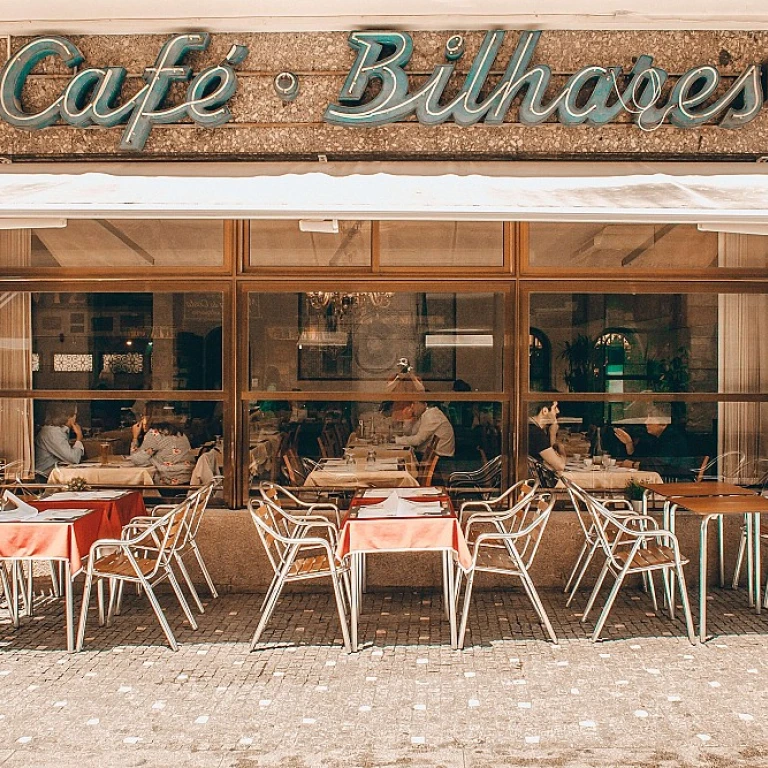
532, 400, 559, 423
645, 406, 670, 436
44, 402, 78, 427
410, 401, 427, 418
146, 420, 185, 437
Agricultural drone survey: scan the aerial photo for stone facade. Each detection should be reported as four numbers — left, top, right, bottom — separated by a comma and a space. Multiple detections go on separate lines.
2, 30, 768, 160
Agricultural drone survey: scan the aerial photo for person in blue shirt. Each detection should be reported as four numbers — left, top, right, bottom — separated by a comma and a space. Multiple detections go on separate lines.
35, 402, 85, 478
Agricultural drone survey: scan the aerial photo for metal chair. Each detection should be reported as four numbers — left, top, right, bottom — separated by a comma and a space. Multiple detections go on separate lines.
457, 491, 558, 648
571, 483, 695, 644
247, 496, 352, 652
561, 474, 656, 609
76, 499, 199, 651
448, 455, 502, 493
260, 481, 341, 527
731, 459, 768, 593
458, 477, 539, 527
140, 478, 221, 614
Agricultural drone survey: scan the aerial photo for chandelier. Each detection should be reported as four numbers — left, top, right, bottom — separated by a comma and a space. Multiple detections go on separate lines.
306, 291, 394, 316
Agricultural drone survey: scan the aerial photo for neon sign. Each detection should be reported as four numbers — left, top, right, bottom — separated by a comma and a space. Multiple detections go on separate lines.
325, 31, 764, 130
0, 34, 248, 150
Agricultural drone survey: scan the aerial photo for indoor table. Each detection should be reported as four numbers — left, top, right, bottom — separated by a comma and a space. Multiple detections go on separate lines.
305, 458, 419, 489
48, 459, 155, 487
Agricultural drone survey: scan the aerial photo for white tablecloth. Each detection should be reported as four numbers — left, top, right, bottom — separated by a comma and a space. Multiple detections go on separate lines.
561, 467, 663, 491
48, 461, 155, 486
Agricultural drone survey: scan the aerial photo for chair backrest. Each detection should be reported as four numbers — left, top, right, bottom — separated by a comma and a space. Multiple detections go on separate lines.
560, 475, 595, 542
448, 454, 502, 489
507, 492, 555, 571
182, 477, 220, 541
694, 455, 711, 482
699, 451, 746, 483
282, 449, 305, 485
418, 453, 440, 486
248, 498, 288, 575
270, 432, 290, 482
422, 435, 439, 464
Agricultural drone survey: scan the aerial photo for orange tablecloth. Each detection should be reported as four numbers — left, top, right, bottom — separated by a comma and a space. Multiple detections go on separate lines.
0, 510, 103, 573
33, 491, 146, 535
336, 495, 472, 570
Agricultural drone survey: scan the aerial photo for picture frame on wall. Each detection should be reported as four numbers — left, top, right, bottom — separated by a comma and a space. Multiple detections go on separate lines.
297, 293, 456, 382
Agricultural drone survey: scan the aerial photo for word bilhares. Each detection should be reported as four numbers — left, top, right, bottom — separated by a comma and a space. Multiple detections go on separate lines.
325, 30, 763, 130
0, 34, 248, 150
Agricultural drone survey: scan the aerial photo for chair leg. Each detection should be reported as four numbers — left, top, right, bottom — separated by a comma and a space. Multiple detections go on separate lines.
190, 543, 218, 599
140, 577, 179, 651
114, 580, 125, 616
97, 579, 106, 626
674, 563, 696, 645
165, 566, 198, 630
49, 561, 61, 598
174, 553, 205, 614
0, 563, 17, 625
250, 573, 287, 651
331, 571, 353, 653
457, 570, 477, 650
565, 539, 600, 608
732, 528, 746, 589
519, 568, 558, 645
581, 558, 611, 624
76, 570, 95, 651
564, 538, 591, 595
591, 567, 630, 642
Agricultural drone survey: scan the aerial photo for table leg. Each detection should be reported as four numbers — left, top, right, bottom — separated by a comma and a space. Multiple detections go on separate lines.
746, 514, 754, 607
699, 515, 713, 643
718, 516, 725, 588
665, 502, 676, 608
64, 561, 74, 653
350, 553, 360, 653
753, 512, 761, 615
444, 552, 457, 649
442, 554, 450, 620
11, 561, 20, 628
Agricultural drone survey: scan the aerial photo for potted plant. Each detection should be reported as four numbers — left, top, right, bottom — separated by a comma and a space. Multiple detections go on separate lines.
624, 479, 645, 513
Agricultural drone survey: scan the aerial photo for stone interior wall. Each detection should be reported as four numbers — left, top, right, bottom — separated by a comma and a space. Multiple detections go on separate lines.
2, 30, 768, 160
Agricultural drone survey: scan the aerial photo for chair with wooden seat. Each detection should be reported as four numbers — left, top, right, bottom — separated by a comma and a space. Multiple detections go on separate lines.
570, 482, 695, 644
260, 481, 341, 527
247, 496, 352, 652
282, 448, 307, 485
76, 498, 199, 651
457, 491, 558, 648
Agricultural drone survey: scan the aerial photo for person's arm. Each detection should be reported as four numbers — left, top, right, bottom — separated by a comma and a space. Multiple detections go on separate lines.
396, 411, 436, 448
129, 428, 157, 466
613, 427, 636, 456
539, 445, 566, 472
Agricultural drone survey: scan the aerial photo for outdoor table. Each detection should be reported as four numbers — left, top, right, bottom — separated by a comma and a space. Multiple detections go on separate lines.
305, 458, 419, 489
640, 481, 756, 586
638, 482, 768, 641
48, 458, 155, 487
561, 464, 663, 491
0, 492, 146, 651
336, 488, 472, 652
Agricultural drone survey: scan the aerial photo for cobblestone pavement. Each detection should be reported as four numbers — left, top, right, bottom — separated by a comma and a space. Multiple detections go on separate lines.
1, 584, 768, 768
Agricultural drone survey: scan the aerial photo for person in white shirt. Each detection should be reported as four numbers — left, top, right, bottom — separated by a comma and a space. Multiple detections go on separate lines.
35, 402, 85, 478
395, 401, 455, 457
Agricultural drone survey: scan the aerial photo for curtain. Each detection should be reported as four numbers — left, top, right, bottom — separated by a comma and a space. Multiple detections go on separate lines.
0, 230, 34, 474
718, 233, 768, 477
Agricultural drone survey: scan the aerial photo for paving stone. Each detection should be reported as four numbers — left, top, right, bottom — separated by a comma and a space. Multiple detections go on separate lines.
0, 586, 767, 766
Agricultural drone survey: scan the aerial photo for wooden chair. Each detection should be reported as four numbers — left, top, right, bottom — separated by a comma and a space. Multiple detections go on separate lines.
418, 453, 440, 486
282, 449, 306, 485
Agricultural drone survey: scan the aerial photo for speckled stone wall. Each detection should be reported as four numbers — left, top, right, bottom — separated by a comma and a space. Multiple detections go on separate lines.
2, 30, 768, 161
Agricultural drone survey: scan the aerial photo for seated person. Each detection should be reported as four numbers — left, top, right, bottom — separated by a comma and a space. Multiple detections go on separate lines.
35, 402, 85, 478
129, 416, 194, 486
613, 411, 692, 478
395, 401, 455, 458
528, 400, 566, 473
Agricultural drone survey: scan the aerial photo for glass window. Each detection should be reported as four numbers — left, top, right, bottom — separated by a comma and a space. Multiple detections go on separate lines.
0, 221, 224, 269
247, 399, 503, 488
524, 397, 768, 485
528, 224, 723, 270
379, 221, 504, 267
249, 220, 371, 268
19, 292, 224, 391
248, 291, 504, 393
529, 291, 768, 394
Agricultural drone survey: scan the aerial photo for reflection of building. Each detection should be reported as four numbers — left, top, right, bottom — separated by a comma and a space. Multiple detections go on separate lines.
0, 8, 767, 511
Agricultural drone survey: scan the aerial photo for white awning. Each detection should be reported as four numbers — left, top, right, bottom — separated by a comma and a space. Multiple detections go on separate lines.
0, 161, 768, 225
2, 1, 768, 33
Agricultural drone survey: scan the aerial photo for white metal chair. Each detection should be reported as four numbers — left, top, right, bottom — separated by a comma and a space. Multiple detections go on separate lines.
457, 491, 558, 648
259, 481, 341, 526
448, 455, 502, 494
572, 483, 695, 644
247, 496, 352, 652
561, 474, 656, 609
730, 459, 768, 594
457, 477, 540, 527
76, 498, 199, 651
